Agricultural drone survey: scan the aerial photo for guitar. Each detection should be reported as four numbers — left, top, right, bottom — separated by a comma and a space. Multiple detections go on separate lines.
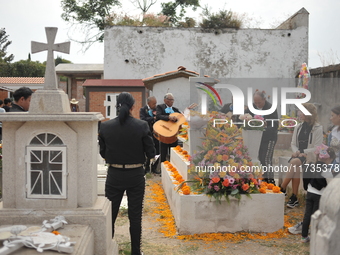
153, 103, 197, 144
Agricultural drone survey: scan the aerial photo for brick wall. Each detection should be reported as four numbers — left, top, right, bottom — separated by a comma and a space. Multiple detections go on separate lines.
0, 91, 9, 102
89, 90, 143, 121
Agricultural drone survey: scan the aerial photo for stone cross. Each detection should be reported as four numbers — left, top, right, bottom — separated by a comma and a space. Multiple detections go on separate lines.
104, 95, 118, 119
31, 27, 70, 90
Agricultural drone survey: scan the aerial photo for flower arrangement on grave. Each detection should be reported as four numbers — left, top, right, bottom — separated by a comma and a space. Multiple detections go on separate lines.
182, 112, 265, 203
186, 110, 211, 130
278, 115, 299, 133
178, 122, 189, 141
238, 113, 265, 131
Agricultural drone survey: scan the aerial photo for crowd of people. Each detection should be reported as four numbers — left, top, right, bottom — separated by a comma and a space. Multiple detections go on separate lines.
222, 94, 340, 244
102, 90, 339, 251
3, 85, 338, 253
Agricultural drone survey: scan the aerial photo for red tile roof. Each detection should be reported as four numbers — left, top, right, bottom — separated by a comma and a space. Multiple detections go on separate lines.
142, 66, 213, 90
0, 77, 44, 84
82, 79, 144, 87
142, 66, 200, 81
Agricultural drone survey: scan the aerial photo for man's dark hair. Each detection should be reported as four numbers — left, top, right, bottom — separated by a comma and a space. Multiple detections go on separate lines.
0, 100, 3, 105
13, 87, 33, 102
4, 98, 12, 105
117, 92, 135, 125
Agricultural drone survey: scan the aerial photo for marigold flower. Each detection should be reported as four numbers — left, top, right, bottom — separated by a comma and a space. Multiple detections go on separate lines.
219, 171, 226, 178
251, 178, 258, 185
222, 179, 230, 187
52, 230, 60, 235
259, 187, 266, 193
272, 186, 281, 193
222, 154, 229, 161
173, 173, 179, 179
217, 155, 223, 162
182, 150, 188, 155
242, 184, 249, 191
211, 177, 220, 183
176, 175, 183, 181
182, 187, 191, 195
267, 183, 274, 190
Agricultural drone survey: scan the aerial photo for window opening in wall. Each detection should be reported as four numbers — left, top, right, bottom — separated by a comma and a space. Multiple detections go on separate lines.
26, 133, 66, 199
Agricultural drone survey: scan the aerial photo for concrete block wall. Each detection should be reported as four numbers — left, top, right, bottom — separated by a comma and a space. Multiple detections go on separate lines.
104, 8, 308, 80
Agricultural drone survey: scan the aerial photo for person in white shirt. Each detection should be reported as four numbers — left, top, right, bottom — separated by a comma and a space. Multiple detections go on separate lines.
328, 105, 340, 163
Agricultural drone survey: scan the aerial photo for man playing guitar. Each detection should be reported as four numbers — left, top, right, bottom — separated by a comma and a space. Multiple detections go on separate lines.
156, 93, 181, 163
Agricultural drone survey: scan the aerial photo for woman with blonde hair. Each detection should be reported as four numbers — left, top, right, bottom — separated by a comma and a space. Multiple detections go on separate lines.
280, 103, 323, 208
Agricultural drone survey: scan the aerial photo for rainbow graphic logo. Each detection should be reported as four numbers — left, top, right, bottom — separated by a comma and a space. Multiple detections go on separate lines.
195, 82, 223, 106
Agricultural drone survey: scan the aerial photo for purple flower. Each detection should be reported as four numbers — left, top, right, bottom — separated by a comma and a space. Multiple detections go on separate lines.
228, 177, 235, 184
209, 172, 219, 178
232, 184, 238, 189
214, 186, 220, 192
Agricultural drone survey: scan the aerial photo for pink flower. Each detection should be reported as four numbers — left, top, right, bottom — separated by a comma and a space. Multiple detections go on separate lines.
254, 115, 264, 120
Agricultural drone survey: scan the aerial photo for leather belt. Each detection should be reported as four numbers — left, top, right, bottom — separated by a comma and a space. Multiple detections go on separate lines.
109, 163, 143, 169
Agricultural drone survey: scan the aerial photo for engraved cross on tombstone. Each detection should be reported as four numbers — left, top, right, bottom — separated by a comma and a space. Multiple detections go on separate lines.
31, 27, 70, 90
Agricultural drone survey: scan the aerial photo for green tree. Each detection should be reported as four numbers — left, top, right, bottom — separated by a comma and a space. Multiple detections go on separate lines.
0, 28, 14, 63
11, 60, 45, 77
200, 7, 242, 29
61, 0, 200, 49
131, 0, 157, 16
160, 0, 200, 25
55, 56, 72, 66
61, 0, 121, 49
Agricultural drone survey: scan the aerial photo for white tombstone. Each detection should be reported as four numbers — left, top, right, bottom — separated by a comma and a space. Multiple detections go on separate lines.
0, 28, 118, 255
310, 177, 340, 255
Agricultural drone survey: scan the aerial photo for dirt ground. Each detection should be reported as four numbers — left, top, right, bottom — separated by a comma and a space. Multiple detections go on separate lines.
115, 149, 311, 255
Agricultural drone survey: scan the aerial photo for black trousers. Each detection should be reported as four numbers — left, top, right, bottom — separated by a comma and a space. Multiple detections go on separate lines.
258, 139, 277, 180
105, 166, 145, 255
160, 140, 178, 162
302, 191, 321, 237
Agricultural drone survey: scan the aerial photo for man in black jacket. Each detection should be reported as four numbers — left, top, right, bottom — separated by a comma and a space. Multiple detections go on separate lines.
140, 96, 160, 173
156, 93, 181, 162
99, 92, 155, 255
253, 91, 278, 184
9, 87, 33, 112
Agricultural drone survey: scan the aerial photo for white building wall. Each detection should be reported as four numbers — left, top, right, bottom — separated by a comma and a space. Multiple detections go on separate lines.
104, 9, 308, 80
150, 77, 192, 112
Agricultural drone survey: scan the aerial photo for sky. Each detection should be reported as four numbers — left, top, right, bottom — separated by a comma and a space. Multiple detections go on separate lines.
1, 0, 340, 69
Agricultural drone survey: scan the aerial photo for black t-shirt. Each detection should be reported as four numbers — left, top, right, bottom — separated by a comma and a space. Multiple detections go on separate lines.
298, 122, 313, 152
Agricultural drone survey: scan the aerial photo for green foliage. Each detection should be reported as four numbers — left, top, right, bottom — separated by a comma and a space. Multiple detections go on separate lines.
61, 0, 121, 43
0, 28, 14, 63
0, 56, 72, 77
160, 0, 200, 25
55, 56, 72, 66
0, 60, 45, 77
177, 17, 196, 28
200, 8, 242, 29
108, 12, 172, 27
11, 60, 45, 77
